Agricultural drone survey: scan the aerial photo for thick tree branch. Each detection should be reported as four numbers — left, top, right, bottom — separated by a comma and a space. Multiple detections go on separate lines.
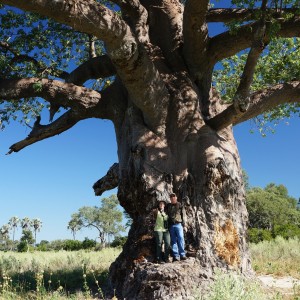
206, 81, 300, 131
7, 109, 84, 154
0, 78, 102, 111
183, 0, 210, 80
112, 0, 149, 44
0, 0, 135, 61
209, 17, 300, 63
65, 55, 116, 86
233, 0, 268, 112
206, 8, 300, 23
93, 163, 119, 196
140, 0, 184, 70
0, 0, 169, 135
5, 81, 124, 153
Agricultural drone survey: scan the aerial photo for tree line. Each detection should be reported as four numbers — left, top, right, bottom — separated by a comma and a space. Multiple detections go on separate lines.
246, 182, 300, 243
2, 184, 298, 251
0, 216, 42, 251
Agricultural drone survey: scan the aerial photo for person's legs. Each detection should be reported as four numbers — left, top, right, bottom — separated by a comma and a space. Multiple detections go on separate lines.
174, 223, 186, 258
163, 231, 171, 261
169, 225, 179, 259
154, 231, 163, 261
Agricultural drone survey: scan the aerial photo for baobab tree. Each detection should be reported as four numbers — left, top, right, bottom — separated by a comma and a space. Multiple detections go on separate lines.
1, 0, 300, 298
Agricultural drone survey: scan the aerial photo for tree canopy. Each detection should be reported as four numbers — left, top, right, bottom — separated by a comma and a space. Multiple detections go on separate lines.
1, 1, 300, 151
246, 183, 300, 242
68, 195, 125, 245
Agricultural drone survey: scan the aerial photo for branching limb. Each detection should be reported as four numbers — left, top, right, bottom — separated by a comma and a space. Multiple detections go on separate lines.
7, 109, 84, 154
0, 0, 135, 61
112, 0, 149, 44
183, 0, 210, 80
209, 17, 300, 64
93, 163, 119, 196
0, 0, 169, 135
5, 81, 124, 153
65, 55, 116, 86
233, 0, 268, 113
206, 7, 300, 23
140, 0, 184, 70
0, 78, 102, 111
206, 81, 300, 131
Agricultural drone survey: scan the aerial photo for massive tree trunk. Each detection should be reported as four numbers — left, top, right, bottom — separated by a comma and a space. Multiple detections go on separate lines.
107, 81, 252, 299
3, 0, 300, 299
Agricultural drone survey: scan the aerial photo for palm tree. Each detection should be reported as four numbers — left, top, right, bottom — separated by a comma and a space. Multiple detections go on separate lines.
20, 217, 32, 230
0, 224, 10, 250
32, 218, 42, 246
8, 216, 19, 243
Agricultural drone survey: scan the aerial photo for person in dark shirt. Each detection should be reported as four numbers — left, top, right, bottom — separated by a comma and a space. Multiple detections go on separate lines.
166, 193, 187, 262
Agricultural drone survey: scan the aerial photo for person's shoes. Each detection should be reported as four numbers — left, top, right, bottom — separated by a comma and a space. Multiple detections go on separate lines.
165, 258, 172, 263
180, 256, 187, 261
173, 257, 180, 262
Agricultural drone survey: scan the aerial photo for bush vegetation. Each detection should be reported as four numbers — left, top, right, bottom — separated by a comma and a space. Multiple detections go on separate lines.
246, 183, 300, 243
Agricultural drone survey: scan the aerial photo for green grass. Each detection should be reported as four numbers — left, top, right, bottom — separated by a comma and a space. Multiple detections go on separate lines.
0, 248, 121, 300
1, 238, 300, 299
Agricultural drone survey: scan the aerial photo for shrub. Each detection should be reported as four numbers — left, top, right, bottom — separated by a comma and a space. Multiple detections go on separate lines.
62, 240, 82, 251
272, 224, 300, 240
111, 236, 127, 248
82, 238, 96, 249
248, 228, 272, 243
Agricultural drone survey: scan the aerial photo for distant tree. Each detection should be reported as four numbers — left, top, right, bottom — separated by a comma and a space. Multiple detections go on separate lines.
32, 218, 42, 246
18, 229, 34, 252
37, 240, 50, 251
8, 216, 19, 244
69, 195, 125, 246
62, 239, 82, 251
242, 170, 250, 192
111, 236, 128, 248
0, 224, 10, 249
123, 211, 133, 230
67, 215, 82, 240
246, 184, 300, 239
20, 217, 32, 230
82, 237, 96, 249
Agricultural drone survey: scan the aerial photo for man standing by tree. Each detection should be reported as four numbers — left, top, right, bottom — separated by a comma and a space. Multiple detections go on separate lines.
167, 193, 187, 262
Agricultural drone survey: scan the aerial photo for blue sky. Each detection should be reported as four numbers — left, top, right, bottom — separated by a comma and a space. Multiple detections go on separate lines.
1, 116, 299, 242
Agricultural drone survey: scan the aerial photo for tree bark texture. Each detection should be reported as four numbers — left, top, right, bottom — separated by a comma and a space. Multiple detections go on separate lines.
109, 79, 252, 299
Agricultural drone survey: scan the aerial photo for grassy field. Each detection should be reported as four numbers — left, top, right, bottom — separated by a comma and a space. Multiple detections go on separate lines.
250, 236, 300, 279
0, 248, 121, 299
0, 238, 300, 299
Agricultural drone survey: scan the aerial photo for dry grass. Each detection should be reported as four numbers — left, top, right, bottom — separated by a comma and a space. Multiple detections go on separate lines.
250, 236, 300, 279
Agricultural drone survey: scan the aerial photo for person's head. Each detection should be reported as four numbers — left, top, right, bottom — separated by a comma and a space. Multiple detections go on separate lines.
158, 200, 166, 210
169, 193, 177, 204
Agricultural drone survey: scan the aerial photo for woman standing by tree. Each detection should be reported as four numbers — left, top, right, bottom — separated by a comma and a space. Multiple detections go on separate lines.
153, 200, 170, 264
